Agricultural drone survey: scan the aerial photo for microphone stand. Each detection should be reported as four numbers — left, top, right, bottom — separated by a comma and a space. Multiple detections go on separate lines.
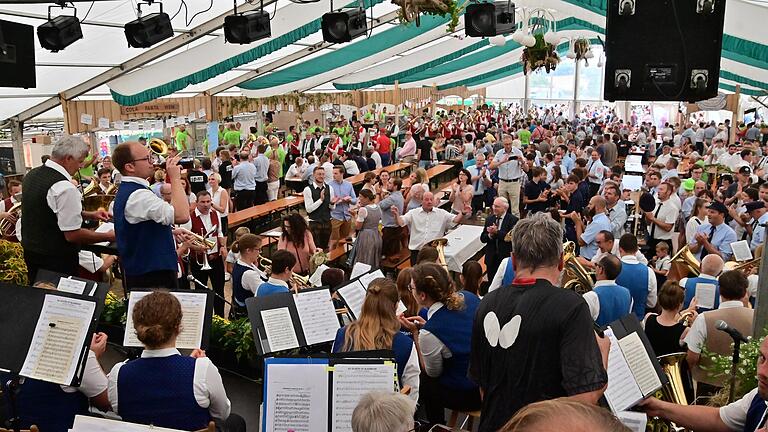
728, 338, 741, 404
186, 258, 235, 309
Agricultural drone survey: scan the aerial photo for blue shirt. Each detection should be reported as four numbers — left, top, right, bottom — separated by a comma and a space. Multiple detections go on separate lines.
329, 180, 357, 221
751, 212, 768, 252
689, 222, 737, 260
231, 161, 256, 190
681, 195, 696, 219
580, 213, 612, 260
562, 155, 575, 173
254, 154, 270, 182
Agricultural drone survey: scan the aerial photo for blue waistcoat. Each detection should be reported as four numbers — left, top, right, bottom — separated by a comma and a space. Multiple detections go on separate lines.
744, 392, 767, 432
616, 261, 650, 320
683, 276, 720, 311
257, 281, 290, 297
593, 283, 633, 327
0, 373, 88, 432
422, 290, 480, 390
502, 258, 516, 287
116, 355, 210, 430
114, 181, 177, 276
332, 326, 413, 383
232, 262, 255, 306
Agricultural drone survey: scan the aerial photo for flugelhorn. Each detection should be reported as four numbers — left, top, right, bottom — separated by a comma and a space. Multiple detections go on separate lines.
148, 137, 169, 157
258, 256, 311, 289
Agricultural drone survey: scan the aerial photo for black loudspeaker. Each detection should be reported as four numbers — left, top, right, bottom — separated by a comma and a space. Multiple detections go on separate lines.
465, 1, 515, 37
0, 20, 36, 89
321, 8, 367, 43
124, 12, 173, 48
224, 11, 271, 44
603, 0, 726, 102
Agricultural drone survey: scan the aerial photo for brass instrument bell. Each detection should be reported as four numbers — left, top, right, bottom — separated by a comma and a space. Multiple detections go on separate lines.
561, 241, 594, 294
429, 238, 448, 268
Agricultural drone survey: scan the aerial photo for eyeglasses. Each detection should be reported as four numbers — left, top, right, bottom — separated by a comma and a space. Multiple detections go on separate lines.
130, 154, 155, 164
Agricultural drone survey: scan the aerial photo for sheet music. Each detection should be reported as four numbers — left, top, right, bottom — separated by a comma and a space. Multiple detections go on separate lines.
56, 277, 87, 295
396, 301, 407, 316
358, 270, 385, 289
331, 363, 397, 432
261, 307, 300, 352
264, 363, 328, 432
310, 264, 330, 287
695, 282, 717, 310
603, 328, 643, 413
72, 415, 186, 432
20, 295, 95, 385
617, 411, 647, 432
124, 291, 207, 349
294, 289, 341, 346
622, 175, 644, 191
337, 281, 367, 320
618, 332, 662, 396
350, 262, 371, 279
731, 240, 753, 262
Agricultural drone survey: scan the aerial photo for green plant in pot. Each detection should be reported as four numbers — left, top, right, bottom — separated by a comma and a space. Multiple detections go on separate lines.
521, 33, 559, 75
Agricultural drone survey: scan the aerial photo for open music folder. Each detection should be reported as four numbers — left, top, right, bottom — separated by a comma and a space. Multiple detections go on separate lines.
123, 289, 213, 350
603, 314, 668, 413
335, 269, 385, 320
262, 354, 398, 432
0, 283, 104, 387
246, 286, 341, 355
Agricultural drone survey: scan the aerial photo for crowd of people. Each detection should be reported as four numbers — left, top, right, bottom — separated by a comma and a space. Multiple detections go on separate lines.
2, 101, 768, 432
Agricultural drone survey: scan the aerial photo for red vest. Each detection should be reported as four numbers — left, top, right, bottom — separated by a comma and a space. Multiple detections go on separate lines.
190, 210, 220, 258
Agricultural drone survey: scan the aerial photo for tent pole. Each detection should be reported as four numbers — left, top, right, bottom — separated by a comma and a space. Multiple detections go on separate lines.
10, 120, 24, 175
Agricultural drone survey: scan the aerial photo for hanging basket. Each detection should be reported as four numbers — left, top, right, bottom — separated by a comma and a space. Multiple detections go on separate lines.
522, 33, 560, 75
573, 37, 591, 65
393, 0, 463, 32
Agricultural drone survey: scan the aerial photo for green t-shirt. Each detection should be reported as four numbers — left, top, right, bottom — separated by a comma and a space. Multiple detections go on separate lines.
265, 146, 287, 177
78, 154, 95, 179
175, 130, 190, 151
518, 129, 531, 145
223, 130, 241, 146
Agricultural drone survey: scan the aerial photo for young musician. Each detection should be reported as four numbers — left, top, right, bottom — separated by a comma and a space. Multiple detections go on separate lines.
257, 250, 297, 296
399, 262, 481, 425
333, 278, 420, 401
231, 233, 266, 317
189, 190, 228, 316
108, 292, 244, 431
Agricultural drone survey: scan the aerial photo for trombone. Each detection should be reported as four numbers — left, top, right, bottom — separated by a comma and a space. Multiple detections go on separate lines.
258, 256, 311, 290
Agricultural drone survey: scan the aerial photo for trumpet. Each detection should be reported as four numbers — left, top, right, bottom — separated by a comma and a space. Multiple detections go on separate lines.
258, 256, 311, 289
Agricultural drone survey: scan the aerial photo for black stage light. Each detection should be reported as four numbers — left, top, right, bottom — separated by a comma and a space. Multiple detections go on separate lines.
321, 8, 367, 43
37, 15, 83, 52
465, 1, 515, 37
125, 12, 173, 48
224, 11, 271, 44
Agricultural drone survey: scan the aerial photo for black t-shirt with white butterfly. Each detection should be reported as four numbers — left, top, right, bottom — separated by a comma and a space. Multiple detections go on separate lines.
469, 278, 608, 432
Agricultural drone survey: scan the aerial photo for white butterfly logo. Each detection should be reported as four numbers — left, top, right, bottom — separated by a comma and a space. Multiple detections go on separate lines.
483, 312, 522, 349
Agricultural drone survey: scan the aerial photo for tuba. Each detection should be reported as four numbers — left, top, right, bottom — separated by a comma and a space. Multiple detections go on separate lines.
429, 238, 448, 268
667, 245, 701, 281
561, 241, 594, 294
648, 352, 690, 432
82, 178, 100, 197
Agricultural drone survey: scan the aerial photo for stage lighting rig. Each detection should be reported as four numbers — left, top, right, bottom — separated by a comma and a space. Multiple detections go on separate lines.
465, 1, 515, 37
124, 1, 173, 48
321, 6, 367, 43
224, 0, 271, 44
37, 3, 83, 52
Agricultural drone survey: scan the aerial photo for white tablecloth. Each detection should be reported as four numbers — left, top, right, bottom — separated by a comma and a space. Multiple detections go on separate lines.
442, 224, 485, 273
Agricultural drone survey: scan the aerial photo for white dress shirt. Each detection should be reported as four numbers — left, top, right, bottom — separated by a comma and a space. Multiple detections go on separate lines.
719, 388, 766, 431
303, 181, 336, 216
62, 350, 107, 397
122, 176, 175, 226
647, 198, 678, 240
108, 348, 231, 420
238, 260, 266, 295
488, 256, 512, 292
286, 163, 307, 181
417, 302, 452, 378
399, 207, 456, 250
685, 300, 747, 353
583, 279, 634, 321
620, 255, 657, 307
193, 208, 224, 254
343, 159, 360, 176
44, 159, 84, 231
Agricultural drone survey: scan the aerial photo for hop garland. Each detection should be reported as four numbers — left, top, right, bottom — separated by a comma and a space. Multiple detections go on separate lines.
0, 240, 28, 286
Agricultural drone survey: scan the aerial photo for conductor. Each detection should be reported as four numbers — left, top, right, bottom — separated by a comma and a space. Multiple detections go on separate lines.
112, 142, 191, 289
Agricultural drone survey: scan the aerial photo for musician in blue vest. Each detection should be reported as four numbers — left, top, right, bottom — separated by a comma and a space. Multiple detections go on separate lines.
640, 336, 768, 432
615, 234, 657, 320
582, 255, 633, 327
398, 262, 481, 425
229, 233, 266, 318
108, 291, 245, 432
0, 332, 111, 432
111, 142, 191, 290
679, 254, 724, 311
333, 278, 420, 401
256, 250, 296, 296
21, 135, 114, 281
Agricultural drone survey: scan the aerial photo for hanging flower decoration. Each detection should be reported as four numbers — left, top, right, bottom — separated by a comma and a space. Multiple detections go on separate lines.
393, 0, 467, 33
567, 37, 595, 66
515, 8, 561, 75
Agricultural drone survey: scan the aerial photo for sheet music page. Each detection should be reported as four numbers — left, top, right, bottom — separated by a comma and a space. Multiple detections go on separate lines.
72, 415, 186, 432
294, 289, 341, 346
603, 328, 643, 413
124, 291, 207, 349
264, 363, 328, 432
261, 307, 300, 352
310, 264, 330, 287
358, 270, 385, 289
618, 332, 662, 396
56, 277, 87, 295
331, 363, 397, 432
20, 295, 95, 385
617, 411, 647, 432
350, 262, 371, 279
695, 283, 717, 310
396, 301, 407, 316
337, 281, 367, 320
622, 175, 644, 191
731, 240, 753, 262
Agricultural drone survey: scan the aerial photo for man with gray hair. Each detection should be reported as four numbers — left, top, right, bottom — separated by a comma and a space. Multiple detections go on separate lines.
490, 135, 528, 217
469, 213, 610, 432
351, 391, 416, 432
21, 135, 115, 281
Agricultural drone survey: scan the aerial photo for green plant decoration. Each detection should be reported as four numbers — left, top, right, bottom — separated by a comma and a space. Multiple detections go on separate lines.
700, 333, 765, 407
101, 291, 128, 325
521, 33, 560, 75
573, 37, 591, 64
393, 0, 465, 33
211, 315, 257, 362
0, 240, 28, 286
218, 92, 354, 118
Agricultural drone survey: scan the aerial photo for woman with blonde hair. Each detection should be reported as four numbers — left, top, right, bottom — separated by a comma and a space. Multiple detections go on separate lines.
208, 172, 230, 235
266, 150, 280, 201
332, 278, 420, 400
399, 262, 481, 424
396, 267, 420, 317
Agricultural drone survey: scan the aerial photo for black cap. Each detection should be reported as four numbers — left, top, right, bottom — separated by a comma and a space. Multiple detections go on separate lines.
707, 201, 729, 214
745, 200, 766, 212
739, 166, 752, 175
